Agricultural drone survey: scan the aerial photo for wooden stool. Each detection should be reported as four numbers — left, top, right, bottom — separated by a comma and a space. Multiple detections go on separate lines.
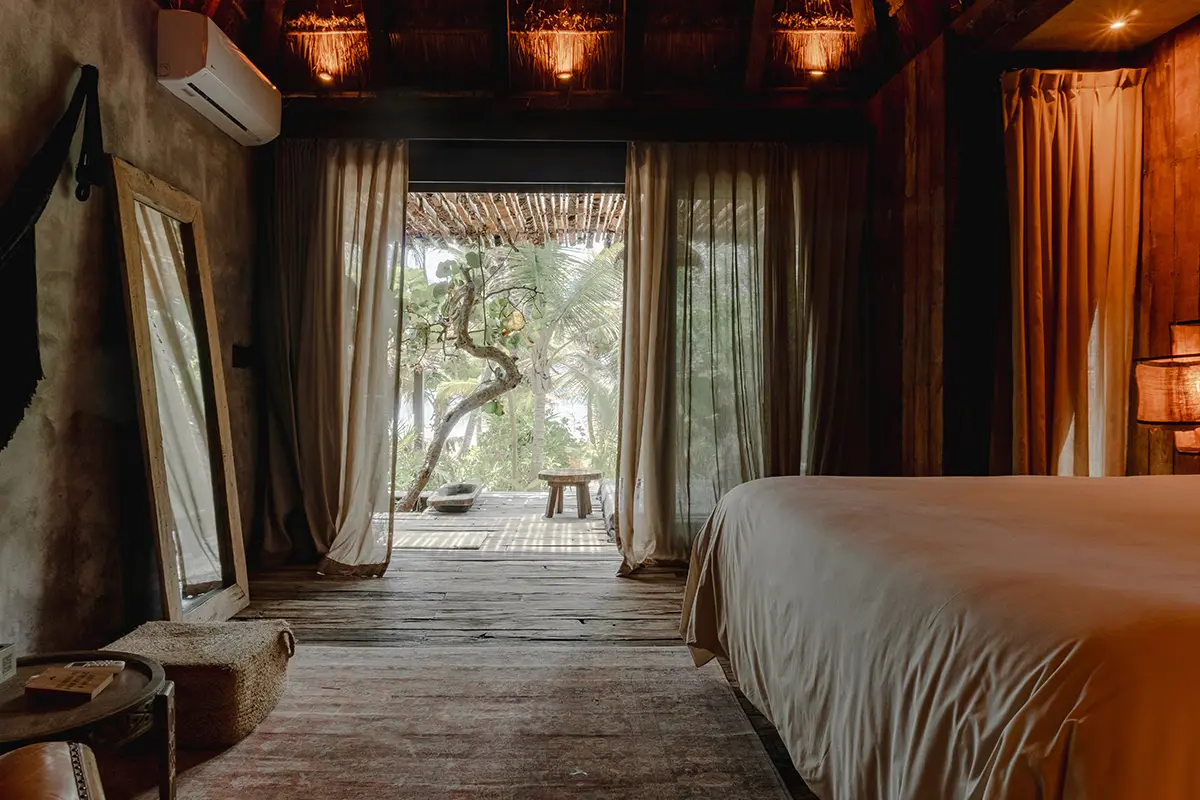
538, 469, 601, 519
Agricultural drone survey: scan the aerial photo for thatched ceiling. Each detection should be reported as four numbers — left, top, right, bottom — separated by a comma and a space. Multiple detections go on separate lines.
408, 192, 626, 248
160, 0, 972, 103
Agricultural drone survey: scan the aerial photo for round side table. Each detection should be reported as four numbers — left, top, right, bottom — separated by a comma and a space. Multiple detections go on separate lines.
0, 650, 176, 800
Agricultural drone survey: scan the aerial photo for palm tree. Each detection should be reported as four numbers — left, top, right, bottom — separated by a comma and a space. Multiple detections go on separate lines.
498, 242, 623, 482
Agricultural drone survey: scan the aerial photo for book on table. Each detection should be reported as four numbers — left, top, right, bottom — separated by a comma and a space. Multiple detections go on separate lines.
24, 667, 113, 700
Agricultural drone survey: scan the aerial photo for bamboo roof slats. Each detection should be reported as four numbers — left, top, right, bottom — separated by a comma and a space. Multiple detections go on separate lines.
407, 192, 626, 248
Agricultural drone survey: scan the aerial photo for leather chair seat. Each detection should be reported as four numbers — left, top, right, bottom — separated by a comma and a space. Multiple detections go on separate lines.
0, 742, 106, 800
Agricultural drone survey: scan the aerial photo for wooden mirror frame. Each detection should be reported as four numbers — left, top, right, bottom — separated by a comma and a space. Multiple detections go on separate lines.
109, 156, 249, 622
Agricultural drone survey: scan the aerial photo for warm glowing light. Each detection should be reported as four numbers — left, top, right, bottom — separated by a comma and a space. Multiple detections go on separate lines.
777, 30, 857, 76
809, 70, 827, 77
1109, 10, 1138, 30
556, 69, 574, 82
316, 70, 335, 83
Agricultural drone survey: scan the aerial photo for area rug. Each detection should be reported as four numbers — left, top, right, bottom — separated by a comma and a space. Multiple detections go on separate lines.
119, 644, 791, 799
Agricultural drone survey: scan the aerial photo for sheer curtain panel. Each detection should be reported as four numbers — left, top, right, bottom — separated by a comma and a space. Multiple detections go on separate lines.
617, 141, 868, 573
617, 143, 677, 572
261, 140, 407, 575
1003, 69, 1145, 476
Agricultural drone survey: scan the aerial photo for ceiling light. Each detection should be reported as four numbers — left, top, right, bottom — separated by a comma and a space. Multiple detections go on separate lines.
1109, 9, 1138, 30
808, 70, 827, 77
316, 71, 334, 83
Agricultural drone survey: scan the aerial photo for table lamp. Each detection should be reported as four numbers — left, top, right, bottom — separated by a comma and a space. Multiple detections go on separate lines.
1136, 322, 1200, 448
1170, 321, 1200, 453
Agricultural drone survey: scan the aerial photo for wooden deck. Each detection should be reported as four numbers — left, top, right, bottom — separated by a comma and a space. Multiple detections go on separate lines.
387, 491, 615, 554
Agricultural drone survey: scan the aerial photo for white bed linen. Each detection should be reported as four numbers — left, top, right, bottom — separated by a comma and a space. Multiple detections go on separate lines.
681, 475, 1200, 800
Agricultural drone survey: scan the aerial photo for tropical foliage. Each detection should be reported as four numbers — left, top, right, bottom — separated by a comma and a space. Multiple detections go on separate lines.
396, 239, 623, 496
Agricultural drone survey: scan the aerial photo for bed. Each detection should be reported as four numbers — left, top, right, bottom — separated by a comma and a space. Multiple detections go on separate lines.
681, 475, 1200, 800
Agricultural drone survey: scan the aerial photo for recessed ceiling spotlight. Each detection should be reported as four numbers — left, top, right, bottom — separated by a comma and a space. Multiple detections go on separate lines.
316, 71, 335, 83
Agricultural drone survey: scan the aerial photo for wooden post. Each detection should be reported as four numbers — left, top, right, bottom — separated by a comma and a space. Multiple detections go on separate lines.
258, 0, 287, 78
361, 0, 393, 86
745, 0, 774, 92
622, 0, 647, 98
492, 0, 511, 96
154, 681, 176, 800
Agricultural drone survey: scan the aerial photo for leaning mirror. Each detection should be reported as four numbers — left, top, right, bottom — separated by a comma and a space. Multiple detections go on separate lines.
109, 156, 249, 622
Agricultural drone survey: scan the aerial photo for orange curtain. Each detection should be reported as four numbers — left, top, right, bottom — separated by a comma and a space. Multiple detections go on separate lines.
1003, 69, 1145, 476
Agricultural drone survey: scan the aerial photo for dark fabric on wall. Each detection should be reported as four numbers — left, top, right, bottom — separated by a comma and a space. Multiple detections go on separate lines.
942, 43, 1012, 476
769, 142, 870, 477
0, 65, 104, 450
259, 140, 322, 566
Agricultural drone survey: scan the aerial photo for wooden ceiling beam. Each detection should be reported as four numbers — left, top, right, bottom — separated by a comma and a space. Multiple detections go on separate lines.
622, 0, 647, 97
950, 0, 1076, 51
361, 0, 393, 86
745, 0, 774, 92
258, 0, 286, 78
284, 95, 869, 141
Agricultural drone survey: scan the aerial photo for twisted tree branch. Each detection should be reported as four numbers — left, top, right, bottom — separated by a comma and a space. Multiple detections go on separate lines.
398, 279, 523, 512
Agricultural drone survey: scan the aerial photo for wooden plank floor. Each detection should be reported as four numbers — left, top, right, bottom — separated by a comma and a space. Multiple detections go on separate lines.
241, 496, 815, 798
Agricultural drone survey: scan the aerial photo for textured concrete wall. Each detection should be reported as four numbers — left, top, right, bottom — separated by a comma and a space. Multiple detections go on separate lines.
0, 0, 258, 650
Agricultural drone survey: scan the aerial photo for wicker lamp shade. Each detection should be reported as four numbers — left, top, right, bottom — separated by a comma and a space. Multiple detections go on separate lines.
1171, 321, 1200, 453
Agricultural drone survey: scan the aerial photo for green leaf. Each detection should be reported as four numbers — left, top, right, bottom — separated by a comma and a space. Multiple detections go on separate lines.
483, 400, 504, 416
465, 251, 482, 270
435, 260, 456, 279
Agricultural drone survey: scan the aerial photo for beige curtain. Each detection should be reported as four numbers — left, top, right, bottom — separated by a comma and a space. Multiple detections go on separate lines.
617, 143, 677, 572
617, 141, 868, 573
262, 140, 406, 576
1003, 69, 1145, 476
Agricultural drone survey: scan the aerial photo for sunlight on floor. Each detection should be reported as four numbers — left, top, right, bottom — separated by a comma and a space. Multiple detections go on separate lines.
381, 491, 616, 554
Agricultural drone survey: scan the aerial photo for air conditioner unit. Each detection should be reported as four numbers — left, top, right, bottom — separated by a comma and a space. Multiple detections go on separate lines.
157, 10, 281, 146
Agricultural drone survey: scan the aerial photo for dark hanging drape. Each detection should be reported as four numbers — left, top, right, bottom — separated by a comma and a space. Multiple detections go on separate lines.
617, 140, 870, 571
0, 65, 104, 449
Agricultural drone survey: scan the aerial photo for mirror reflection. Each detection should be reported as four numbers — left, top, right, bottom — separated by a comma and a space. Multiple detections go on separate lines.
134, 201, 224, 605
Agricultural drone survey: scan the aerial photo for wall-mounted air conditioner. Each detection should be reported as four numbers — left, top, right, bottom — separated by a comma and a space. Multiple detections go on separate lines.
157, 10, 281, 147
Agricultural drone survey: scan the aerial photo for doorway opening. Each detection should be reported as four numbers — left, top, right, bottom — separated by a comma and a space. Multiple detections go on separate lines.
390, 190, 626, 554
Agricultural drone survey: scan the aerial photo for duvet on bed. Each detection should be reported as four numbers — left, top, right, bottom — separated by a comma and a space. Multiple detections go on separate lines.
681, 475, 1200, 800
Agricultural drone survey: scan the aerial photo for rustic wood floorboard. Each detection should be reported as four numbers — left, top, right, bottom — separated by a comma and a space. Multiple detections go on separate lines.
236, 541, 815, 799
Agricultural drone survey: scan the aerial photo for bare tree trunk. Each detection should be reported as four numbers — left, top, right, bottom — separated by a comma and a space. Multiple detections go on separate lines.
587, 385, 595, 445
530, 343, 550, 482
399, 281, 522, 511
509, 395, 519, 488
411, 368, 425, 451
458, 363, 488, 454
531, 386, 546, 481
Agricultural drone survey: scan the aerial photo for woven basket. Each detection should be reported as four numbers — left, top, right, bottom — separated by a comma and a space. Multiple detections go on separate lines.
108, 620, 295, 749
